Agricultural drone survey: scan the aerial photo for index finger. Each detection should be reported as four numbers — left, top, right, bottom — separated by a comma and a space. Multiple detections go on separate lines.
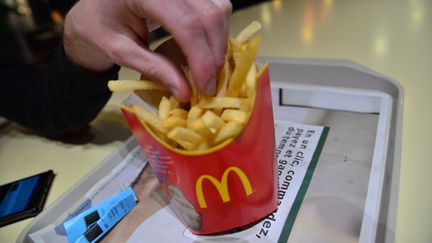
129, 0, 219, 96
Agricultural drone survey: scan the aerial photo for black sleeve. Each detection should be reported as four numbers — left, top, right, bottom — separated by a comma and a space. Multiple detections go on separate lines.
0, 45, 120, 136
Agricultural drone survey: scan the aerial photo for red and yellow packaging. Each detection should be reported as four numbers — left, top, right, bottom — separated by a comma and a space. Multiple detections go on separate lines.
121, 65, 277, 234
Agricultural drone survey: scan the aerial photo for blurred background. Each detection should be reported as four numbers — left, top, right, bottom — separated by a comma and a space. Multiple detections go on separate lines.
0, 0, 268, 66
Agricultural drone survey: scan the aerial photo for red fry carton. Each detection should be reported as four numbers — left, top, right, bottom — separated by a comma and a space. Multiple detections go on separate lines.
120, 65, 277, 234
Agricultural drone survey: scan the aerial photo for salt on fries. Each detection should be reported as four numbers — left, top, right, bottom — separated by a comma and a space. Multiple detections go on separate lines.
109, 21, 263, 151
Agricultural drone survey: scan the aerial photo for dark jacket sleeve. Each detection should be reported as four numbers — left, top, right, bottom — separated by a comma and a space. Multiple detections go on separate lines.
0, 45, 120, 136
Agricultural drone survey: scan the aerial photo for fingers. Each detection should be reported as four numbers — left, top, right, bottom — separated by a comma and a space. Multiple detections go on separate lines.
184, 0, 232, 67
128, 0, 231, 96
104, 34, 191, 102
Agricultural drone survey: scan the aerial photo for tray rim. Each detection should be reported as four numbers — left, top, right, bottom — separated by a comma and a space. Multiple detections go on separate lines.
17, 58, 403, 243
272, 83, 394, 243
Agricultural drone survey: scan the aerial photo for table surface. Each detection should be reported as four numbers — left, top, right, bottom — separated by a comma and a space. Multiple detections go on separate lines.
1, 0, 431, 242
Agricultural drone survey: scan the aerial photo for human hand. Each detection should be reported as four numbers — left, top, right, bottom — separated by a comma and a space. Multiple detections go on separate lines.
63, 0, 232, 102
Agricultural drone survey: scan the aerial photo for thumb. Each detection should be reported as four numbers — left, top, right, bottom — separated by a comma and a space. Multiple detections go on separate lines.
106, 36, 191, 102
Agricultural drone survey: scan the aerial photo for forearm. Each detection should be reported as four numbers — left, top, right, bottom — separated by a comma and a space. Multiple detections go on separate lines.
0, 45, 119, 136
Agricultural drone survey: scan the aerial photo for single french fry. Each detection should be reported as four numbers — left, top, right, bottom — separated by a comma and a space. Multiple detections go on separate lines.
169, 95, 180, 109
198, 97, 249, 109
175, 139, 197, 151
163, 116, 187, 131
246, 62, 258, 98
229, 37, 244, 53
216, 43, 232, 98
214, 121, 243, 144
235, 21, 262, 44
158, 96, 171, 120
183, 67, 199, 106
168, 127, 204, 145
153, 129, 171, 145
197, 141, 211, 151
214, 51, 232, 116
239, 101, 252, 112
187, 119, 214, 141
108, 80, 167, 92
245, 36, 262, 53
131, 104, 166, 133
200, 110, 225, 132
239, 82, 247, 98
187, 106, 204, 122
221, 109, 248, 124
169, 108, 188, 120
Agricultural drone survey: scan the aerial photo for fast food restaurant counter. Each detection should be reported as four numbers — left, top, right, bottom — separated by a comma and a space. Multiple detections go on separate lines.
1, 0, 431, 242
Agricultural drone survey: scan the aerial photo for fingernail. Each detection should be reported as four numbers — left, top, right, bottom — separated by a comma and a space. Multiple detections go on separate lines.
204, 79, 216, 96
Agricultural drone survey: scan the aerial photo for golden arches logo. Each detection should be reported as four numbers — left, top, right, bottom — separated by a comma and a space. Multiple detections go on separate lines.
195, 166, 253, 208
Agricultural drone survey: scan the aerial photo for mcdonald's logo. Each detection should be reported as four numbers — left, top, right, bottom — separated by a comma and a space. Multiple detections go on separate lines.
195, 166, 253, 208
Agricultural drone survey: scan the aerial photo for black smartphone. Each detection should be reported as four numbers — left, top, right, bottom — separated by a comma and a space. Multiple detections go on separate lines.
0, 170, 55, 227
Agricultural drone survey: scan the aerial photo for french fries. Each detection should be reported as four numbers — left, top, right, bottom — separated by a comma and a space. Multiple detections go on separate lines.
131, 104, 166, 134
198, 97, 249, 109
214, 121, 243, 144
109, 21, 263, 151
163, 116, 187, 130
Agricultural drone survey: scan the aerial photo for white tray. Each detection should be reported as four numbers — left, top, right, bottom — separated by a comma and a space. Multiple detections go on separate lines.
18, 58, 403, 243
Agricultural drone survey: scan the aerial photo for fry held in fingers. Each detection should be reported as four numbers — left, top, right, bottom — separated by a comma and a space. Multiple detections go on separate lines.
108, 80, 167, 92
111, 21, 263, 151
